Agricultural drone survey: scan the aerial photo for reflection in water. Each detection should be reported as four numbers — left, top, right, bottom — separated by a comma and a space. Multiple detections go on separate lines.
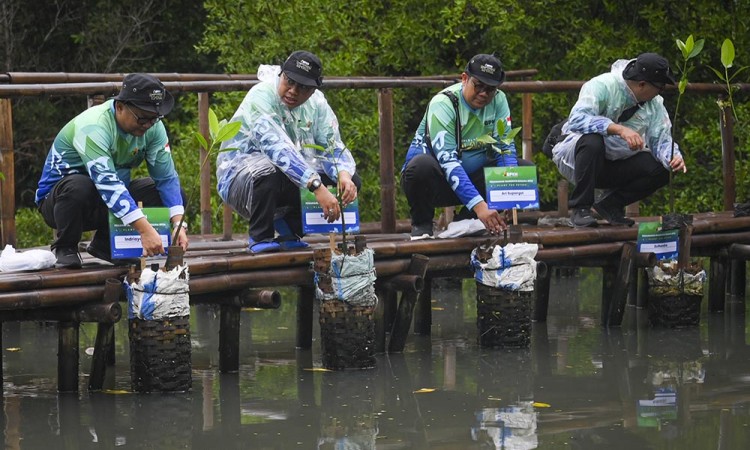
472, 403, 538, 450
2, 270, 750, 448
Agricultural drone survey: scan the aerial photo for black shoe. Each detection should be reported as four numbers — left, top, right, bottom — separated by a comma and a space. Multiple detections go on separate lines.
594, 201, 635, 227
570, 208, 598, 227
54, 247, 82, 269
453, 207, 477, 222
410, 223, 434, 240
87, 242, 139, 266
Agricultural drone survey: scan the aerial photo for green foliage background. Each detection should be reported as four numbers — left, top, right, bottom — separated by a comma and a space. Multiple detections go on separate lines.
3, 0, 749, 247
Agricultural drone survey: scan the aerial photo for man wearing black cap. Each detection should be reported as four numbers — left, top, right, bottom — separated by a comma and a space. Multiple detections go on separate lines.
36, 73, 189, 268
401, 53, 531, 239
216, 50, 361, 253
550, 52, 687, 227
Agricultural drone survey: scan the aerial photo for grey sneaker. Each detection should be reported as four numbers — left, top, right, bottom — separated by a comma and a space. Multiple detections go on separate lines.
410, 223, 434, 240
570, 208, 598, 227
594, 201, 635, 227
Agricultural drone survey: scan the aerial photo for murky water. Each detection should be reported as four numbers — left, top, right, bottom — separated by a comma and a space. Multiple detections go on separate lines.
2, 268, 750, 449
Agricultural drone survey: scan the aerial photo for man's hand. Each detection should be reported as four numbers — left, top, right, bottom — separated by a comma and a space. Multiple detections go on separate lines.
172, 226, 189, 251
609, 123, 644, 150
670, 156, 687, 173
473, 202, 507, 235
315, 187, 341, 223
131, 217, 165, 256
338, 171, 358, 206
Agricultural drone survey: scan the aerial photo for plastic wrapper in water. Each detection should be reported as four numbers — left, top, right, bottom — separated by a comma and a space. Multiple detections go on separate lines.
125, 265, 190, 319
315, 248, 377, 307
471, 243, 538, 291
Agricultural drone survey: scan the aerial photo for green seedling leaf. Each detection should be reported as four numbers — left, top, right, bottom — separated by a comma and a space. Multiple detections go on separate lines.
721, 39, 735, 69
303, 143, 328, 152
728, 66, 749, 83
676, 39, 687, 59
708, 66, 728, 82
496, 119, 507, 137
214, 121, 242, 144
689, 39, 704, 59
476, 134, 497, 144
194, 132, 209, 150
208, 108, 220, 137
678, 78, 688, 95
504, 126, 522, 143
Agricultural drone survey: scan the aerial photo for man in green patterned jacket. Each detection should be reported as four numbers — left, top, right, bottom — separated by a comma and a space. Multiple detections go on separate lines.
35, 73, 189, 269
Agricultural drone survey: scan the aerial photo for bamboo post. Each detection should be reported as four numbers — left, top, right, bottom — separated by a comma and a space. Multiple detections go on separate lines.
374, 284, 387, 353
677, 225, 694, 269
388, 254, 430, 353
413, 276, 433, 335
58, 321, 80, 393
0, 99, 16, 247
604, 242, 636, 327
521, 88, 533, 160
708, 256, 728, 312
296, 285, 315, 349
600, 264, 617, 326
636, 268, 649, 309
88, 278, 122, 391
532, 261, 551, 322
378, 88, 396, 233
222, 204, 233, 241
728, 259, 746, 299
198, 92, 212, 235
219, 300, 241, 373
219, 373, 241, 430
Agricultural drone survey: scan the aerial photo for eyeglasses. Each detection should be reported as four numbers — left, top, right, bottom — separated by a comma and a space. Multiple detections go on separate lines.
282, 72, 316, 93
125, 104, 162, 126
470, 78, 498, 95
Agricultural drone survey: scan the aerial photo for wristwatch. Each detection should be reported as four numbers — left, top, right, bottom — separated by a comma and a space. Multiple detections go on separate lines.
308, 178, 323, 192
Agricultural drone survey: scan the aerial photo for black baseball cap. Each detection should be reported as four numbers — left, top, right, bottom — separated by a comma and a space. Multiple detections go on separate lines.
622, 53, 676, 85
281, 50, 323, 87
114, 73, 175, 115
465, 54, 506, 86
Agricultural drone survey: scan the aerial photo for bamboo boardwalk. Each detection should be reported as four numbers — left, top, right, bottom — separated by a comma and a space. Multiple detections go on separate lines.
1, 210, 750, 392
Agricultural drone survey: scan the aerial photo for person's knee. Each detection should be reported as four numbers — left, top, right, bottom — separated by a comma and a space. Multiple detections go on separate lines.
402, 153, 438, 185
575, 134, 606, 156
652, 166, 671, 188
351, 173, 363, 191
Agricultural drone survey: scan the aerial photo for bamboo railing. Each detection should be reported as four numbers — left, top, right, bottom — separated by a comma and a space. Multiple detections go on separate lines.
1, 72, 748, 247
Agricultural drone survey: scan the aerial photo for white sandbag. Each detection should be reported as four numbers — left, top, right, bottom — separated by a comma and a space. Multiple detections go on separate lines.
315, 248, 378, 307
125, 265, 190, 320
0, 245, 56, 272
471, 243, 538, 291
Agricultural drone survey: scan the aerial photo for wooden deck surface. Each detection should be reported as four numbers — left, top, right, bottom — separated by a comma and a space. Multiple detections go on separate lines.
1, 211, 749, 308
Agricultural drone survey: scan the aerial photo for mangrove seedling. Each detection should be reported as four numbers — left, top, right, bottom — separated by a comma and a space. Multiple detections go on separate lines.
669, 35, 704, 212
172, 108, 240, 243
304, 141, 351, 253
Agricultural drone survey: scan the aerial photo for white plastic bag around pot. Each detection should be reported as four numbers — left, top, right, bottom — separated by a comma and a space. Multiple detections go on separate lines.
0, 245, 56, 272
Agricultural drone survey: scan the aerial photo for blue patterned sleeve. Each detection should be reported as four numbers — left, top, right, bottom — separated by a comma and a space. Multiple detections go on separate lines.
313, 99, 356, 180
566, 79, 613, 135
